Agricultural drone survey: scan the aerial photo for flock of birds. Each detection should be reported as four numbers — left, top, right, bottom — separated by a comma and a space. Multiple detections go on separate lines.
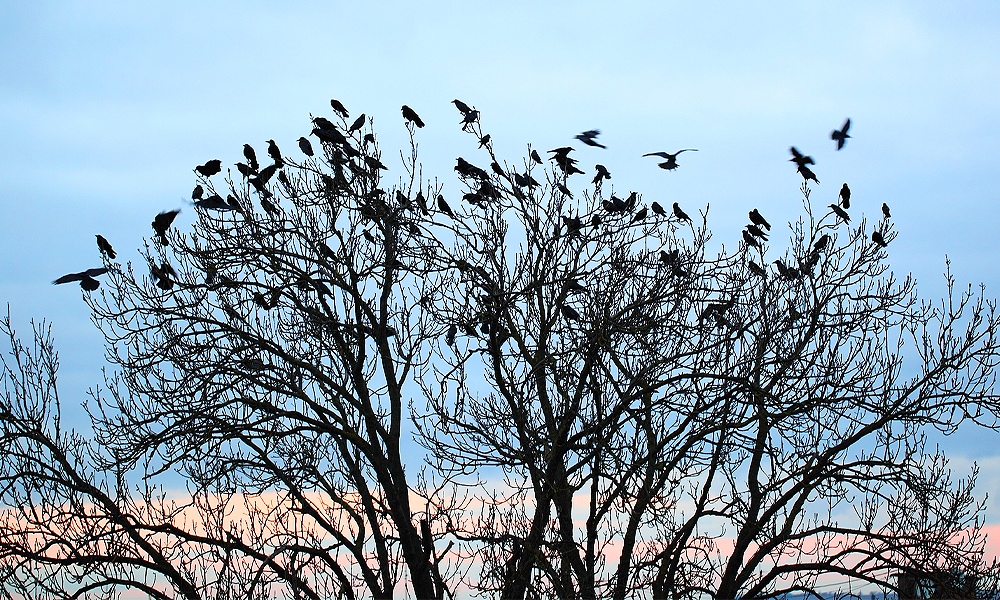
53, 104, 891, 303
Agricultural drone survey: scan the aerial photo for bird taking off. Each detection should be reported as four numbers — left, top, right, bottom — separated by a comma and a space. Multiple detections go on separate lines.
152, 209, 181, 246
575, 130, 606, 149
831, 118, 851, 150
54, 267, 108, 291
789, 147, 814, 169
644, 149, 697, 171
401, 105, 425, 128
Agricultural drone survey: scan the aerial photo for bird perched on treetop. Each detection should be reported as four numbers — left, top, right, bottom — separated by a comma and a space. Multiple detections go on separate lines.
453, 99, 472, 115
298, 136, 314, 157
673, 202, 691, 222
195, 159, 222, 177
530, 149, 542, 164
266, 140, 283, 167
329, 99, 349, 118
644, 149, 698, 171
749, 209, 771, 231
349, 114, 366, 133
882, 203, 891, 219
96, 235, 116, 259
872, 230, 888, 247
401, 105, 424, 128
831, 118, 851, 150
651, 201, 666, 217
829, 204, 850, 222
575, 130, 606, 149
243, 144, 259, 172
592, 164, 611, 185
839, 183, 851, 208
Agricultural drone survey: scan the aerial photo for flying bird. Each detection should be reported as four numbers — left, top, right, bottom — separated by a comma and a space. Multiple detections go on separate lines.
329, 99, 349, 118
575, 130, 606, 149
152, 209, 181, 246
749, 209, 771, 231
839, 183, 851, 208
53, 267, 108, 291
789, 147, 814, 169
831, 118, 851, 150
96, 235, 116, 259
673, 202, 691, 222
644, 149, 698, 171
401, 105, 425, 128
872, 231, 888, 247
829, 204, 850, 222
195, 159, 222, 177
297, 136, 314, 156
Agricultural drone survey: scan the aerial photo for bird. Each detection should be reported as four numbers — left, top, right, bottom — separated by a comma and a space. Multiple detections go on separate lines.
53, 267, 108, 291
559, 303, 581, 321
829, 204, 850, 222
660, 248, 680, 266
747, 260, 765, 277
195, 194, 232, 211
630, 207, 648, 224
243, 144, 259, 172
556, 182, 573, 198
437, 195, 454, 218
452, 99, 472, 115
644, 149, 698, 171
329, 99, 349, 118
191, 184, 204, 200
479, 134, 491, 149
872, 231, 888, 247
798, 164, 820, 183
446, 323, 457, 346
95, 235, 116, 259
651, 201, 666, 217
575, 130, 606, 149
266, 139, 283, 166
673, 202, 691, 222
742, 229, 760, 248
592, 164, 611, 185
401, 105, 424, 128
746, 224, 768, 239
348, 114, 366, 133
749, 209, 771, 231
831, 118, 851, 150
839, 183, 851, 209
789, 147, 815, 169
297, 136, 314, 157
152, 209, 181, 246
461, 110, 480, 131
195, 159, 222, 177
530, 149, 542, 164
813, 234, 830, 252
882, 203, 891, 219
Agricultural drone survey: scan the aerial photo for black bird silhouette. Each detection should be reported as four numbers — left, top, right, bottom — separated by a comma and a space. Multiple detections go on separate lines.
789, 147, 815, 169
561, 215, 583, 235
446, 323, 457, 346
631, 207, 648, 224
557, 182, 573, 197
644, 149, 698, 171
742, 230, 760, 248
660, 248, 680, 266
872, 231, 888, 247
348, 114, 366, 133
575, 130, 606, 149
839, 183, 851, 209
798, 164, 820, 183
831, 118, 851, 150
452, 99, 472, 115
749, 209, 771, 231
297, 136, 314, 156
813, 234, 830, 252
329, 99, 349, 118
312, 116, 338, 131
592, 164, 611, 185
479, 134, 491, 149
437, 195, 454, 218
195, 159, 222, 177
651, 201, 666, 217
192, 184, 204, 200
746, 224, 768, 239
195, 194, 232, 211
243, 144, 259, 172
747, 260, 765, 277
401, 105, 424, 128
530, 149, 542, 164
829, 204, 850, 222
559, 303, 581, 321
150, 262, 176, 290
53, 267, 108, 291
461, 110, 480, 131
673, 202, 691, 222
152, 209, 181, 246
266, 139, 283, 166
882, 203, 891, 219
96, 235, 116, 259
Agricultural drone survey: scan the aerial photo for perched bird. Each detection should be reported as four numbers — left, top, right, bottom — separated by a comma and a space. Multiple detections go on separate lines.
401, 105, 424, 128
565, 279, 587, 292
152, 209, 181, 246
556, 182, 573, 198
243, 144, 259, 172
592, 164, 611, 185
479, 134, 491, 149
798, 164, 820, 183
437, 195, 454, 218
749, 209, 771, 231
882, 203, 891, 219
329, 99, 349, 118
829, 204, 850, 222
839, 183, 851, 209
789, 147, 815, 169
644, 149, 698, 171
559, 303, 581, 321
747, 260, 765, 277
742, 229, 760, 248
96, 235, 116, 259
673, 202, 691, 222
813, 234, 830, 252
192, 184, 204, 200
461, 110, 480, 131
452, 99, 472, 115
651, 201, 666, 217
561, 215, 583, 235
348, 114, 366, 133
297, 136, 314, 156
53, 267, 108, 291
630, 207, 648, 224
575, 130, 606, 149
195, 194, 232, 211
446, 323, 457, 346
266, 139, 283, 166
530, 149, 542, 164
746, 224, 768, 239
831, 118, 851, 150
195, 159, 222, 177
872, 231, 888, 247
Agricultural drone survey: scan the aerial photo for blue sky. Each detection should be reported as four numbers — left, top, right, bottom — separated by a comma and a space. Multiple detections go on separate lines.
2, 0, 1000, 525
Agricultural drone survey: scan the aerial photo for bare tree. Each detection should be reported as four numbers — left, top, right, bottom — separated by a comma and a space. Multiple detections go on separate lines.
1, 101, 999, 600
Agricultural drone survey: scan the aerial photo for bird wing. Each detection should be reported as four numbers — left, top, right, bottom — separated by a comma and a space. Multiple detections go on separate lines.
842, 118, 851, 133
643, 152, 669, 158
85, 267, 109, 277
53, 272, 84, 284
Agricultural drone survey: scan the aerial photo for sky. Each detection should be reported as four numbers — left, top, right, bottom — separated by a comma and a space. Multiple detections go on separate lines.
2, 0, 1000, 555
